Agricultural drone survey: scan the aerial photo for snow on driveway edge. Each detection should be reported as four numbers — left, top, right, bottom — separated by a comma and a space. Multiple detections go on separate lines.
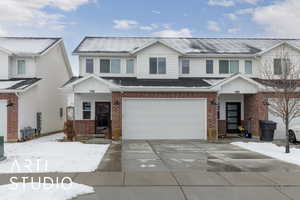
232, 142, 300, 166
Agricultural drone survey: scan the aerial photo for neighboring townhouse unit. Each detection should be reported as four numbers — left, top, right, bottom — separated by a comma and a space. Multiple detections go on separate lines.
0, 37, 72, 142
61, 37, 300, 140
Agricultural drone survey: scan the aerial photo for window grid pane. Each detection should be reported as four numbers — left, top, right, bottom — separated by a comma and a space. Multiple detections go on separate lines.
206, 60, 213, 74
17, 60, 26, 75
86, 59, 94, 73
230, 60, 239, 73
245, 60, 252, 74
274, 59, 282, 75
111, 59, 121, 73
126, 59, 134, 74
82, 102, 91, 120
158, 57, 166, 74
219, 60, 229, 74
149, 58, 157, 74
182, 60, 190, 74
100, 59, 110, 73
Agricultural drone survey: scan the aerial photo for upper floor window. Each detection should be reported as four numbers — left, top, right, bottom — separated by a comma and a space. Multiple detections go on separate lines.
86, 59, 94, 73
219, 60, 239, 74
245, 60, 252, 74
126, 59, 134, 74
149, 57, 166, 74
206, 60, 214, 74
274, 58, 290, 75
17, 60, 26, 75
100, 59, 121, 73
181, 59, 190, 74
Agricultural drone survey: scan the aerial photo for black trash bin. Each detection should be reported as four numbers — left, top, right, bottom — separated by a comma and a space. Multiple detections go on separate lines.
0, 136, 5, 161
260, 120, 277, 141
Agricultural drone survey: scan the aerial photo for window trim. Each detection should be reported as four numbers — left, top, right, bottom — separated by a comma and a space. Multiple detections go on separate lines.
82, 101, 92, 120
273, 58, 290, 75
219, 60, 239, 74
85, 58, 94, 73
149, 57, 166, 75
206, 60, 214, 74
126, 59, 134, 74
244, 60, 253, 74
17, 59, 26, 75
181, 59, 190, 74
100, 58, 121, 74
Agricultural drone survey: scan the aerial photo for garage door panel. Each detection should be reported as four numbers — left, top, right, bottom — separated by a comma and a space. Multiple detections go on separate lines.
122, 98, 207, 140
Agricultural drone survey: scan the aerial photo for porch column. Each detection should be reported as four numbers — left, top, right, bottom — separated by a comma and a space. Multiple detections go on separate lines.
244, 93, 268, 137
111, 92, 122, 139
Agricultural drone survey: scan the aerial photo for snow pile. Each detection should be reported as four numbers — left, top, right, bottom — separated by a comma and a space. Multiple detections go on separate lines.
0, 182, 94, 200
0, 133, 109, 173
232, 142, 300, 166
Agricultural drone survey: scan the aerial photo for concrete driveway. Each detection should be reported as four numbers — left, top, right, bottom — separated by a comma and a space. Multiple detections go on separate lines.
72, 140, 300, 200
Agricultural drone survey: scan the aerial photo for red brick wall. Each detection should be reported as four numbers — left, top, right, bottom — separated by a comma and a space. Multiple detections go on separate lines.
74, 120, 95, 135
0, 93, 18, 142
111, 92, 218, 139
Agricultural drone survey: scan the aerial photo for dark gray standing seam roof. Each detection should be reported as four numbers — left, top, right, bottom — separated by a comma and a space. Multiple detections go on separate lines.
0, 78, 41, 90
62, 76, 214, 88
102, 77, 212, 87
73, 37, 300, 55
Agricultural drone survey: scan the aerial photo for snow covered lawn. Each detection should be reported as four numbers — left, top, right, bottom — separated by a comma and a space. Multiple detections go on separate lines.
0, 133, 109, 173
0, 182, 94, 200
232, 142, 300, 166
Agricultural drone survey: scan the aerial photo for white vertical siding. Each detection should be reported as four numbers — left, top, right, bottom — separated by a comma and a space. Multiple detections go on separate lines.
136, 43, 180, 79
0, 51, 9, 79
74, 93, 112, 120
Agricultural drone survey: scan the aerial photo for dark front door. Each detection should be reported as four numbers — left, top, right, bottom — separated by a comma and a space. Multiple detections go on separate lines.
95, 102, 111, 136
226, 102, 241, 133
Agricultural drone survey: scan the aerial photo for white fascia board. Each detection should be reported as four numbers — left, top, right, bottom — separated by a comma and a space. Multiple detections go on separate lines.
185, 53, 255, 58
72, 52, 132, 57
131, 40, 185, 55
112, 86, 216, 92
254, 41, 300, 56
0, 46, 13, 55
40, 38, 63, 56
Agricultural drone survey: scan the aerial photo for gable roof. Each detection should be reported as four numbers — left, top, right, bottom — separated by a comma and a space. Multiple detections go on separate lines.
0, 37, 61, 56
0, 78, 41, 92
73, 36, 300, 56
130, 40, 185, 54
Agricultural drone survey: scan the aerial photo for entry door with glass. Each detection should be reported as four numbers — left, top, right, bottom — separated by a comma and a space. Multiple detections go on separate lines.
226, 102, 241, 133
95, 102, 111, 136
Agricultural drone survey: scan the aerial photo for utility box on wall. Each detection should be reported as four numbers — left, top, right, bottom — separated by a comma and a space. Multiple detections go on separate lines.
0, 136, 5, 161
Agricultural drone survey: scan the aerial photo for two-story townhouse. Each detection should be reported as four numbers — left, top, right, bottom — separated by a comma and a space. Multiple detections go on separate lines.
61, 37, 300, 140
0, 37, 72, 142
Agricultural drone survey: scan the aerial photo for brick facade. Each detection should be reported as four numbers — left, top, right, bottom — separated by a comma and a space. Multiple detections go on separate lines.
74, 120, 95, 135
111, 92, 218, 140
0, 93, 18, 142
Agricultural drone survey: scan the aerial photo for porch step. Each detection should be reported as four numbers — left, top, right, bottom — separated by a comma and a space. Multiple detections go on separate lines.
76, 134, 105, 140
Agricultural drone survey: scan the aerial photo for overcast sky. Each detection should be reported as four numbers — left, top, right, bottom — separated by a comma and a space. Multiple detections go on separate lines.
0, 0, 298, 73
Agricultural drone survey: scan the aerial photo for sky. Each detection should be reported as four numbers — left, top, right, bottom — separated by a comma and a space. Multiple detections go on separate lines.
0, 0, 299, 74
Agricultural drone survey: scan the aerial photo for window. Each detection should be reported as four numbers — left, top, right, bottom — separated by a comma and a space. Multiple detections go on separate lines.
182, 59, 190, 74
59, 108, 63, 118
111, 59, 121, 73
274, 58, 290, 75
245, 60, 252, 74
126, 59, 134, 74
219, 60, 229, 74
149, 57, 166, 74
82, 102, 91, 120
100, 59, 121, 73
206, 60, 213, 74
17, 60, 26, 75
230, 60, 239, 73
219, 60, 239, 74
100, 59, 110, 73
85, 59, 94, 73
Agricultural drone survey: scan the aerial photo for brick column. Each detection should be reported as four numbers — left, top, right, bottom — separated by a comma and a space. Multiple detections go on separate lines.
0, 93, 18, 142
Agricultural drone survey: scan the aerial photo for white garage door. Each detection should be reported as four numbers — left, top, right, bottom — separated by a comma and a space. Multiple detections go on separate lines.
268, 105, 300, 139
122, 98, 207, 140
0, 100, 7, 141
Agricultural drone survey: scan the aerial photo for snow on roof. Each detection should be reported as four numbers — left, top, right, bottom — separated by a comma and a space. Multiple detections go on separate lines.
0, 78, 41, 90
73, 37, 300, 55
0, 37, 60, 55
